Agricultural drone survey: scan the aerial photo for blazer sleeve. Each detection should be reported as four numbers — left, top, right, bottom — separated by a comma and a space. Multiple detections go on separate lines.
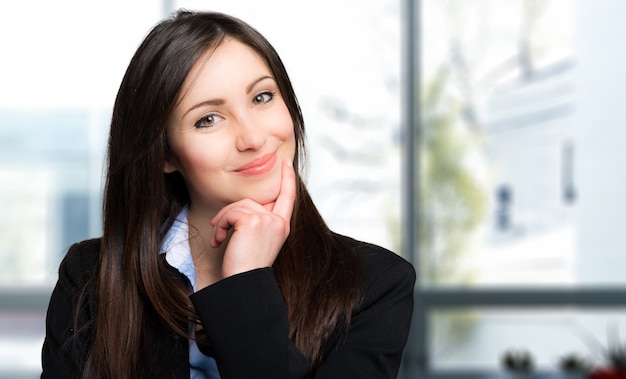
41, 240, 98, 379
190, 254, 416, 379
190, 268, 312, 378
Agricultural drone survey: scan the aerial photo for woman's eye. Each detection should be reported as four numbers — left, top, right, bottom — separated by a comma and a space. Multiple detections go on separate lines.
252, 92, 274, 105
194, 113, 223, 128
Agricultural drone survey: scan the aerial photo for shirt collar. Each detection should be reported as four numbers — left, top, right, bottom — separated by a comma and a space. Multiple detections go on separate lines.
160, 206, 198, 291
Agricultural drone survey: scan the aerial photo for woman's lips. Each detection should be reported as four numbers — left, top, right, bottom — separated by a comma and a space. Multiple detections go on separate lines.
234, 153, 277, 175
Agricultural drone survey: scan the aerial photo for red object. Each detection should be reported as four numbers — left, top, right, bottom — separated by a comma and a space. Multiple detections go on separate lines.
589, 367, 626, 379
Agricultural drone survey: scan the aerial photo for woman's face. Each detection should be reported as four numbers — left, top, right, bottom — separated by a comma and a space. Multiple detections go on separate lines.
165, 38, 296, 215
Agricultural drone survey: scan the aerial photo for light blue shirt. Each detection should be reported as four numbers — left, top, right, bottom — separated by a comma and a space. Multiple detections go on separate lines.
160, 207, 221, 379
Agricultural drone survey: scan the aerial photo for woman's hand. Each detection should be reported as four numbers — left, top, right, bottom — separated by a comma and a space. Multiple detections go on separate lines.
210, 160, 296, 278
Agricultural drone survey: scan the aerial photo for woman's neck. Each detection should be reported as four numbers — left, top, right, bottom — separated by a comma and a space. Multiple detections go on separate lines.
187, 207, 227, 289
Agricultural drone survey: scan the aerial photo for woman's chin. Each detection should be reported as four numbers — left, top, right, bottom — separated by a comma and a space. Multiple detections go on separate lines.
233, 185, 280, 207
251, 191, 280, 207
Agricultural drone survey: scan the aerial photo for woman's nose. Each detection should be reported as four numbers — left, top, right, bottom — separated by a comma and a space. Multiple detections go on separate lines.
235, 115, 266, 151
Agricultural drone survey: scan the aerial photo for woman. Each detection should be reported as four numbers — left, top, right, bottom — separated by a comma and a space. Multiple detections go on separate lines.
41, 10, 415, 379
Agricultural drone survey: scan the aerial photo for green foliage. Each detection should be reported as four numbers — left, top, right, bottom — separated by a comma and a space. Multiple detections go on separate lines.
419, 66, 486, 286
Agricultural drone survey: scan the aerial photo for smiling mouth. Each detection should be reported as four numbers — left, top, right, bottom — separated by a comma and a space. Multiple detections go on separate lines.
234, 153, 277, 175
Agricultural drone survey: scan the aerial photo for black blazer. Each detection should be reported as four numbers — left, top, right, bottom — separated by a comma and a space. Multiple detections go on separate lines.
41, 235, 415, 378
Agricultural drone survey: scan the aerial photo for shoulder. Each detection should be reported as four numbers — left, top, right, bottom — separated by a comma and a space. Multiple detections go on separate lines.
43, 239, 101, 377
325, 234, 415, 362
334, 233, 416, 298
57, 238, 101, 289
335, 234, 415, 281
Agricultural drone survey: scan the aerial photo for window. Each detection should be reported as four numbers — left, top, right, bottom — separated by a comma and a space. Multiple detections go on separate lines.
401, 1, 626, 377
0, 2, 163, 376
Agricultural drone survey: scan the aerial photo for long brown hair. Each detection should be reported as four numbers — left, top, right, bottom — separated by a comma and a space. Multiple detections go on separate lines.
82, 10, 363, 378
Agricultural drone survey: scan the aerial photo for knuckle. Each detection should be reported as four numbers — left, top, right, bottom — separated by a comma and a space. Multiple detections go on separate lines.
246, 214, 262, 226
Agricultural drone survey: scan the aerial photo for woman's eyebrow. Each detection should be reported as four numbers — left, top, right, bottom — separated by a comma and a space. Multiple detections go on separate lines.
183, 98, 225, 118
246, 75, 274, 94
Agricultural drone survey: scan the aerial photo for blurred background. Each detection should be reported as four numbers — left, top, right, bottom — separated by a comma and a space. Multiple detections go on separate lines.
1, 0, 625, 378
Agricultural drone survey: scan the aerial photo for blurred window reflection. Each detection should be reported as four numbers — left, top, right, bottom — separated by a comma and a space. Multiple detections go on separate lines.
0, 1, 163, 376
430, 308, 626, 373
419, 0, 577, 288
409, 0, 626, 377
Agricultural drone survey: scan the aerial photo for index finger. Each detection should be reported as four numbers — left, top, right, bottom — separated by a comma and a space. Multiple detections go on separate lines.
271, 159, 296, 222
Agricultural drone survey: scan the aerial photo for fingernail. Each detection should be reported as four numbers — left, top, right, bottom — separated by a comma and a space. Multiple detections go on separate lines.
286, 159, 293, 167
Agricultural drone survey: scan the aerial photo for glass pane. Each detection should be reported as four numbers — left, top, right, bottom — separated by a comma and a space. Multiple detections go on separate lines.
0, 1, 162, 376
419, 0, 626, 286
0, 110, 108, 284
430, 308, 626, 376
0, 0, 162, 286
174, 0, 403, 254
0, 310, 45, 377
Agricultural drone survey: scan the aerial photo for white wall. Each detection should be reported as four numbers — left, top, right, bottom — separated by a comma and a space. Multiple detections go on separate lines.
575, 0, 626, 284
